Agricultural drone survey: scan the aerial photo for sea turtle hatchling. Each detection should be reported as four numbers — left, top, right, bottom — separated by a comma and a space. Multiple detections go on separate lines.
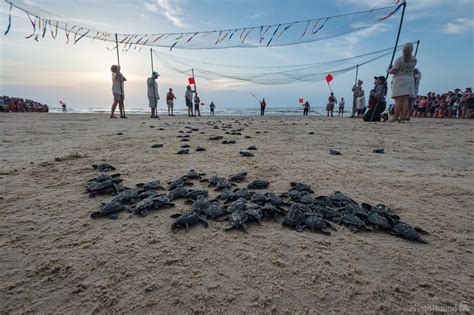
86, 178, 123, 198
225, 210, 250, 232
302, 214, 336, 235
136, 180, 164, 191
228, 171, 248, 182
90, 200, 124, 219
92, 163, 116, 172
234, 188, 251, 199
208, 175, 226, 187
215, 178, 233, 191
203, 204, 227, 220
112, 188, 139, 204
239, 151, 254, 157
250, 192, 267, 205
290, 182, 314, 193
186, 169, 206, 180
176, 149, 190, 155
184, 190, 209, 201
391, 222, 428, 244
171, 211, 209, 231
282, 204, 306, 231
338, 212, 371, 232
87, 172, 121, 183
247, 180, 269, 190
168, 185, 189, 201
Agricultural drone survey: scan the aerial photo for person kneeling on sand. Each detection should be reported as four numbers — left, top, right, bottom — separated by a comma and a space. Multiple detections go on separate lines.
147, 71, 160, 118
364, 76, 387, 122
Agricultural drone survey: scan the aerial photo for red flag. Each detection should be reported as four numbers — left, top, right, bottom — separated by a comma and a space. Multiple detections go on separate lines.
188, 77, 195, 85
200, 102, 205, 106
298, 98, 304, 104
325, 74, 333, 83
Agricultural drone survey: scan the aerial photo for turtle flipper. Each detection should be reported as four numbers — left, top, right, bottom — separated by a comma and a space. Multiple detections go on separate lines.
414, 226, 430, 235
170, 213, 181, 219
327, 222, 337, 231
199, 218, 209, 228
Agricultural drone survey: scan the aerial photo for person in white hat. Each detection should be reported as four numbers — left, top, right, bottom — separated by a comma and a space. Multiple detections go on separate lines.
147, 71, 160, 118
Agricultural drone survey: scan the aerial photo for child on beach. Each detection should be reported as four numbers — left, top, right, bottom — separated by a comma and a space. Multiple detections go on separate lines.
209, 102, 216, 116
338, 97, 345, 117
194, 93, 201, 117
185, 85, 194, 117
110, 65, 127, 119
166, 88, 176, 116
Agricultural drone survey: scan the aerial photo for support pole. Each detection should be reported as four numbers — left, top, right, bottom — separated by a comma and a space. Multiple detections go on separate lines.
115, 33, 126, 117
370, 1, 407, 122
191, 68, 197, 94
150, 48, 158, 117
414, 39, 420, 57
355, 64, 359, 84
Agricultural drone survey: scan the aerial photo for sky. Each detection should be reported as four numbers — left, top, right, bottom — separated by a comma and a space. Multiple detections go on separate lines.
0, 0, 473, 111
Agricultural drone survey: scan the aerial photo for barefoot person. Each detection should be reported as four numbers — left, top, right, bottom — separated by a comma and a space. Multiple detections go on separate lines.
351, 80, 363, 117
260, 98, 267, 116
303, 101, 310, 116
327, 93, 337, 117
185, 85, 194, 117
389, 42, 417, 122
194, 93, 201, 117
338, 97, 345, 117
147, 71, 160, 118
110, 65, 127, 119
166, 88, 176, 116
209, 101, 216, 116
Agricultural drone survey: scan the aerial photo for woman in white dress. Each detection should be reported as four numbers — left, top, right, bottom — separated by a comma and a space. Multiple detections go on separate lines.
356, 90, 365, 118
389, 42, 417, 122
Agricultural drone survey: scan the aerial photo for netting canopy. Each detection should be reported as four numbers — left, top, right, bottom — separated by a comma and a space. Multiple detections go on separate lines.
4, 0, 403, 50
153, 43, 412, 85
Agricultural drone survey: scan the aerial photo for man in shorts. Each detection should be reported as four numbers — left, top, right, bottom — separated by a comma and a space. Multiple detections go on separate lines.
147, 71, 160, 118
166, 88, 176, 116
194, 93, 201, 117
185, 85, 194, 117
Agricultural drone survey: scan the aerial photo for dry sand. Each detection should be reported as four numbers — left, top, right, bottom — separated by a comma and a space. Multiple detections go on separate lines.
0, 113, 473, 314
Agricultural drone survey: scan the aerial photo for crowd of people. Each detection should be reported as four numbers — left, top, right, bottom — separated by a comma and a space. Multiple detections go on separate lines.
411, 88, 473, 119
0, 96, 49, 112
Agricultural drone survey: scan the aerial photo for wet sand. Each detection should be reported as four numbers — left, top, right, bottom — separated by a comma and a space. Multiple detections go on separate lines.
0, 113, 473, 314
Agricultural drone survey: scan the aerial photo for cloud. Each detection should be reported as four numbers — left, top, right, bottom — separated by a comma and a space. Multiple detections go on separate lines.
155, 0, 185, 27
144, 2, 158, 12
442, 18, 474, 34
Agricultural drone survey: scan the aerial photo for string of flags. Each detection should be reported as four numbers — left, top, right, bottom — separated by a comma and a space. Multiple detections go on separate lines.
3, 0, 403, 50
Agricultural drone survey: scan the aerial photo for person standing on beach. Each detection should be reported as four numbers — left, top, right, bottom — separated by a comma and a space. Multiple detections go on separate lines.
147, 71, 160, 119
389, 42, 417, 122
303, 101, 310, 116
209, 101, 216, 116
61, 101, 67, 113
351, 80, 363, 117
260, 98, 267, 116
110, 65, 127, 119
166, 88, 176, 116
327, 93, 337, 117
194, 93, 201, 117
407, 68, 422, 120
185, 85, 194, 117
338, 97, 345, 117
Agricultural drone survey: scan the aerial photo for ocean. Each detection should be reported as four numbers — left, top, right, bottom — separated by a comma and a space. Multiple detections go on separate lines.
48, 106, 327, 116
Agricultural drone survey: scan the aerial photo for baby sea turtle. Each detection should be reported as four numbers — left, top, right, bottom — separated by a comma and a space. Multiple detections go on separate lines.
338, 212, 370, 232
247, 145, 257, 150
261, 204, 286, 221
112, 188, 139, 204
191, 196, 212, 214
302, 214, 336, 235
250, 192, 267, 205
151, 144, 163, 148
203, 204, 226, 220
313, 196, 334, 207
196, 146, 207, 152
247, 180, 269, 190
180, 144, 191, 148
92, 163, 116, 172
391, 222, 428, 244
208, 175, 226, 187
372, 148, 385, 154
216, 190, 238, 203
168, 177, 193, 190
168, 185, 189, 201
287, 188, 304, 201
136, 180, 165, 191
290, 182, 314, 193
239, 151, 254, 157
299, 192, 315, 204
311, 205, 341, 221
185, 190, 209, 201
244, 208, 263, 224
225, 210, 250, 232
229, 171, 248, 182
186, 169, 206, 180
225, 198, 248, 213
138, 190, 156, 200
367, 212, 391, 230
86, 178, 123, 198
131, 195, 175, 216
171, 211, 209, 231
234, 188, 251, 199
282, 204, 306, 231
90, 200, 124, 219
176, 149, 190, 155
222, 140, 236, 144
265, 192, 286, 207
215, 178, 232, 191
329, 149, 342, 156
209, 136, 223, 140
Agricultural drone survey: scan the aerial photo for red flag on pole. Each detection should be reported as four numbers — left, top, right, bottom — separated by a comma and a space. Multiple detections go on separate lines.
188, 77, 195, 85
298, 98, 304, 104
325, 74, 333, 83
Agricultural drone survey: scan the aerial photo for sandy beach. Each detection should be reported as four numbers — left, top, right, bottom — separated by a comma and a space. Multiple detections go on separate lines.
0, 113, 472, 314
